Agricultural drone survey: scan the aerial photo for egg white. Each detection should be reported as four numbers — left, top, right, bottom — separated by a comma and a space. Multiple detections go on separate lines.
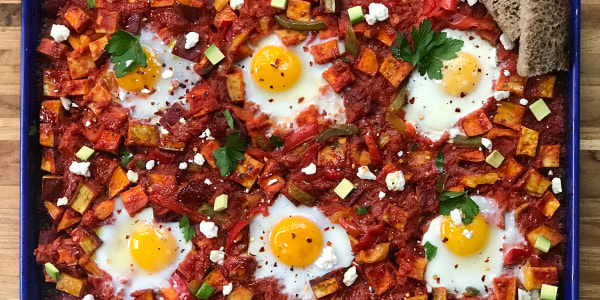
94, 196, 192, 298
248, 195, 353, 299
404, 29, 499, 141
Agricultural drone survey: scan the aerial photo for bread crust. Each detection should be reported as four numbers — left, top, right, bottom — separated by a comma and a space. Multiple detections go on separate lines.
480, 0, 521, 42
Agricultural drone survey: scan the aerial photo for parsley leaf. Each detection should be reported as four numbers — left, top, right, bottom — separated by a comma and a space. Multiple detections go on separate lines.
119, 148, 134, 168
354, 205, 371, 216
224, 109, 234, 130
269, 136, 284, 148
438, 191, 480, 225
29, 123, 38, 136
212, 133, 248, 177
436, 151, 444, 172
179, 213, 195, 243
339, 57, 351, 63
105, 31, 147, 78
87, 0, 95, 9
391, 18, 464, 80
423, 241, 437, 261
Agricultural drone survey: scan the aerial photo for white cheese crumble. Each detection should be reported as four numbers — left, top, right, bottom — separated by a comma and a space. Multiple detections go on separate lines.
364, 3, 389, 25
141, 88, 151, 94
467, 0, 477, 6
85, 121, 91, 127
450, 208, 463, 226
185, 32, 200, 49
343, 266, 358, 286
499, 33, 514, 50
548, 170, 554, 176
230, 0, 244, 10
162, 69, 174, 79
57, 197, 69, 206
200, 128, 214, 140
119, 90, 128, 101
126, 170, 139, 183
517, 289, 532, 300
462, 229, 474, 239
503, 69, 511, 77
385, 171, 405, 191
60, 97, 72, 110
314, 246, 337, 270
69, 161, 91, 177
82, 295, 95, 300
199, 221, 218, 238
267, 179, 278, 185
209, 249, 225, 265
378, 191, 386, 200
194, 153, 206, 166
481, 138, 493, 150
159, 126, 169, 135
520, 98, 529, 106
356, 166, 376, 180
204, 178, 213, 185
397, 151, 404, 157
179, 117, 186, 124
50, 24, 70, 43
493, 90, 511, 100
301, 163, 317, 175
222, 283, 233, 296
552, 177, 562, 194
146, 160, 156, 170
179, 162, 188, 170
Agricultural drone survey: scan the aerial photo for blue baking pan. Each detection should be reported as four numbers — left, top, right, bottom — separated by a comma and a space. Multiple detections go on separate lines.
19, 1, 581, 299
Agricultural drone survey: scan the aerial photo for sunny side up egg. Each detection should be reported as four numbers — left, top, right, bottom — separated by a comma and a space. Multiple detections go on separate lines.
248, 195, 353, 299
94, 197, 192, 298
236, 33, 346, 127
404, 29, 499, 141
421, 196, 524, 296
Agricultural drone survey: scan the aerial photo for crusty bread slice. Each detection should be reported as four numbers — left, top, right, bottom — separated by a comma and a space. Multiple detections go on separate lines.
516, 0, 570, 77
480, 0, 522, 42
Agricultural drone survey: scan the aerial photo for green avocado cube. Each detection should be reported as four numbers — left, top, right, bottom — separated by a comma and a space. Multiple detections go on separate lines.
44, 262, 60, 281
529, 98, 551, 121
76, 146, 95, 161
485, 150, 505, 168
534, 235, 552, 253
334, 178, 355, 199
271, 0, 287, 9
348, 6, 364, 24
204, 44, 225, 65
214, 194, 228, 212
540, 284, 558, 300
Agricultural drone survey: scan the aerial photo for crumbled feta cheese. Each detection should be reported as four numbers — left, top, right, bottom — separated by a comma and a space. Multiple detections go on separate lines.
462, 229, 474, 239
356, 166, 376, 180
314, 246, 337, 270
397, 151, 404, 157
204, 178, 213, 185
125, 60, 133, 67
481, 138, 493, 150
467, 0, 477, 6
179, 162, 188, 170
343, 266, 358, 286
56, 197, 69, 206
69, 161, 91, 177
209, 249, 225, 265
185, 32, 200, 49
499, 33, 514, 50
552, 177, 562, 194
230, 0, 244, 10
378, 191, 386, 200
222, 283, 233, 296
159, 126, 169, 135
548, 170, 554, 176
385, 171, 405, 191
200, 128, 214, 140
146, 160, 156, 170
119, 90, 128, 101
503, 69, 511, 77
85, 121, 91, 127
126, 170, 139, 183
450, 209, 463, 226
520, 98, 529, 106
71, 103, 78, 108
50, 24, 70, 43
517, 289, 532, 300
267, 179, 278, 185
301, 163, 317, 175
364, 3, 389, 25
60, 97, 72, 110
82, 295, 95, 300
199, 221, 218, 238
162, 69, 174, 79
493, 91, 511, 100
179, 117, 186, 124
365, 14, 377, 25
194, 153, 205, 166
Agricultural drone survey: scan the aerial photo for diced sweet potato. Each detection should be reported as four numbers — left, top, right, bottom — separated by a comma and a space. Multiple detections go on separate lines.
355, 243, 390, 263
310, 40, 340, 64
43, 69, 71, 97
526, 225, 564, 249
322, 60, 356, 93
39, 123, 55, 147
201, 140, 220, 168
72, 227, 102, 256
40, 100, 63, 124
486, 127, 518, 139
127, 122, 159, 146
496, 69, 527, 96
41, 148, 58, 173
94, 130, 122, 153
461, 173, 499, 188
151, 0, 174, 7
461, 109, 493, 136
65, 7, 92, 33
316, 15, 339, 40
528, 75, 556, 98
95, 10, 120, 34
287, 0, 311, 21
356, 47, 378, 76
458, 150, 485, 162
523, 263, 559, 289
120, 186, 149, 216
178, 0, 205, 8
518, 168, 552, 197
95, 198, 115, 220
56, 273, 85, 297
317, 137, 347, 167
536, 191, 561, 218
376, 25, 396, 47
257, 174, 285, 199
213, 0, 228, 11
363, 262, 395, 294
204, 269, 228, 289
159, 287, 179, 300
58, 209, 82, 231
229, 31, 251, 59
70, 183, 98, 215
407, 257, 428, 281
378, 53, 413, 88
493, 276, 517, 300
383, 204, 410, 230
188, 82, 220, 117
275, 29, 307, 46
228, 287, 254, 300
406, 296, 427, 300
498, 156, 525, 183
79, 256, 103, 276
38, 38, 70, 60
44, 201, 65, 222
67, 51, 96, 79
311, 278, 340, 298
86, 83, 113, 115
88, 36, 109, 61
232, 154, 264, 189
214, 6, 237, 29
433, 287, 447, 300
516, 126, 539, 157
109, 167, 131, 199
538, 145, 560, 168
159, 134, 186, 152
226, 67, 246, 102
64, 79, 90, 95
68, 35, 91, 53
493, 102, 526, 131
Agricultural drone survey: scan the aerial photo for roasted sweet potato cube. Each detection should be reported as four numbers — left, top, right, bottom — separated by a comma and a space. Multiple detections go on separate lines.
39, 123, 55, 147
523, 263, 559, 289
204, 269, 228, 289
228, 287, 254, 300
311, 278, 340, 298
58, 209, 82, 231
486, 127, 518, 139
88, 36, 109, 61
406, 296, 427, 300
226, 67, 246, 102
383, 204, 410, 230
516, 126, 539, 157
461, 173, 499, 188
72, 227, 103, 255
458, 150, 485, 162
519, 168, 552, 197
41, 148, 58, 173
432, 287, 447, 300
528, 75, 556, 98
121, 186, 149, 216
462, 109, 493, 136
407, 257, 428, 280
67, 51, 96, 79
376, 25, 396, 47
65, 7, 92, 33
94, 130, 122, 153
188, 82, 220, 117
496, 70, 527, 96
159, 134, 186, 151
526, 225, 564, 249
79, 256, 103, 276
64, 79, 90, 95
68, 35, 91, 53
70, 183, 98, 215
379, 53, 413, 88
316, 15, 338, 39
310, 40, 340, 64
536, 191, 561, 218
43, 69, 71, 97
257, 175, 285, 199
38, 38, 70, 60
323, 60, 356, 93
127, 122, 159, 146
151, 0, 174, 7
538, 145, 560, 168
108, 167, 131, 199
214, 6, 237, 29
95, 198, 115, 220
318, 137, 347, 167
233, 154, 264, 189
498, 157, 525, 183
201, 140, 220, 168
287, 0, 311, 21
407, 151, 434, 168
493, 102, 526, 131
40, 100, 63, 124
356, 47, 378, 76
159, 287, 179, 300
95, 10, 119, 34
275, 29, 307, 46
229, 31, 250, 56
56, 273, 85, 297
364, 262, 395, 294
355, 243, 390, 263
493, 276, 517, 300
44, 201, 65, 222
178, 0, 205, 8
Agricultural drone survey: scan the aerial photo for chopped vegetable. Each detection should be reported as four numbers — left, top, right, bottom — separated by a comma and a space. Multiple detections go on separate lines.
452, 135, 482, 147
104, 30, 147, 78
212, 133, 248, 177
534, 235, 551, 253
334, 178, 355, 199
391, 18, 464, 80
120, 148, 134, 168
434, 171, 448, 193
179, 214, 195, 243
269, 135, 285, 147
29, 123, 38, 136
224, 109, 234, 129
348, 6, 364, 24
214, 194, 228, 212
76, 146, 95, 161
344, 24, 359, 56
204, 44, 225, 65
540, 284, 558, 300
355, 205, 370, 216
45, 262, 60, 281
486, 150, 505, 168
271, 0, 288, 9
435, 151, 444, 172
316, 124, 359, 141
195, 283, 215, 299
87, 0, 95, 8
423, 241, 437, 260
438, 191, 479, 225
464, 286, 480, 297
274, 15, 326, 31
288, 182, 315, 206
530, 98, 552, 121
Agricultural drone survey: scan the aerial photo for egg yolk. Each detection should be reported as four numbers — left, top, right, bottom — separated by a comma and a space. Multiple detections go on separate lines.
440, 214, 489, 257
270, 216, 324, 267
250, 45, 301, 92
129, 224, 178, 273
440, 52, 482, 97
116, 47, 161, 92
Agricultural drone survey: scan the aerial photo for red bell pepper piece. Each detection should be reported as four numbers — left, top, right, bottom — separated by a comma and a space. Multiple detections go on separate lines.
363, 132, 382, 165
226, 220, 249, 252
168, 272, 194, 300
283, 123, 319, 153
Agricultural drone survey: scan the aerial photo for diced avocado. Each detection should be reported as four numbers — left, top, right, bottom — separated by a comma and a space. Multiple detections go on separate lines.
348, 6, 364, 24
214, 194, 228, 212
529, 98, 551, 121
485, 150, 505, 168
196, 282, 215, 299
271, 0, 287, 9
204, 44, 225, 65
45, 262, 60, 281
334, 178, 355, 199
540, 284, 558, 300
76, 146, 95, 161
534, 235, 552, 253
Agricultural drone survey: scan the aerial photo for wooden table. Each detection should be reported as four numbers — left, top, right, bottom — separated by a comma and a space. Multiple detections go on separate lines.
1, 0, 598, 299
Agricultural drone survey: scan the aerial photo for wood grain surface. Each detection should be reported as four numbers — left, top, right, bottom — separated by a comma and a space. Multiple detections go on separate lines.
0, 0, 597, 299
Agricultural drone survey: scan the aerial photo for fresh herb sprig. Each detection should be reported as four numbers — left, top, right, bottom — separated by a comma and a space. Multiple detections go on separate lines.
391, 18, 464, 80
179, 213, 195, 243
224, 109, 234, 130
436, 150, 444, 172
423, 241, 437, 260
438, 191, 479, 225
212, 133, 248, 177
354, 205, 371, 216
105, 30, 147, 78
